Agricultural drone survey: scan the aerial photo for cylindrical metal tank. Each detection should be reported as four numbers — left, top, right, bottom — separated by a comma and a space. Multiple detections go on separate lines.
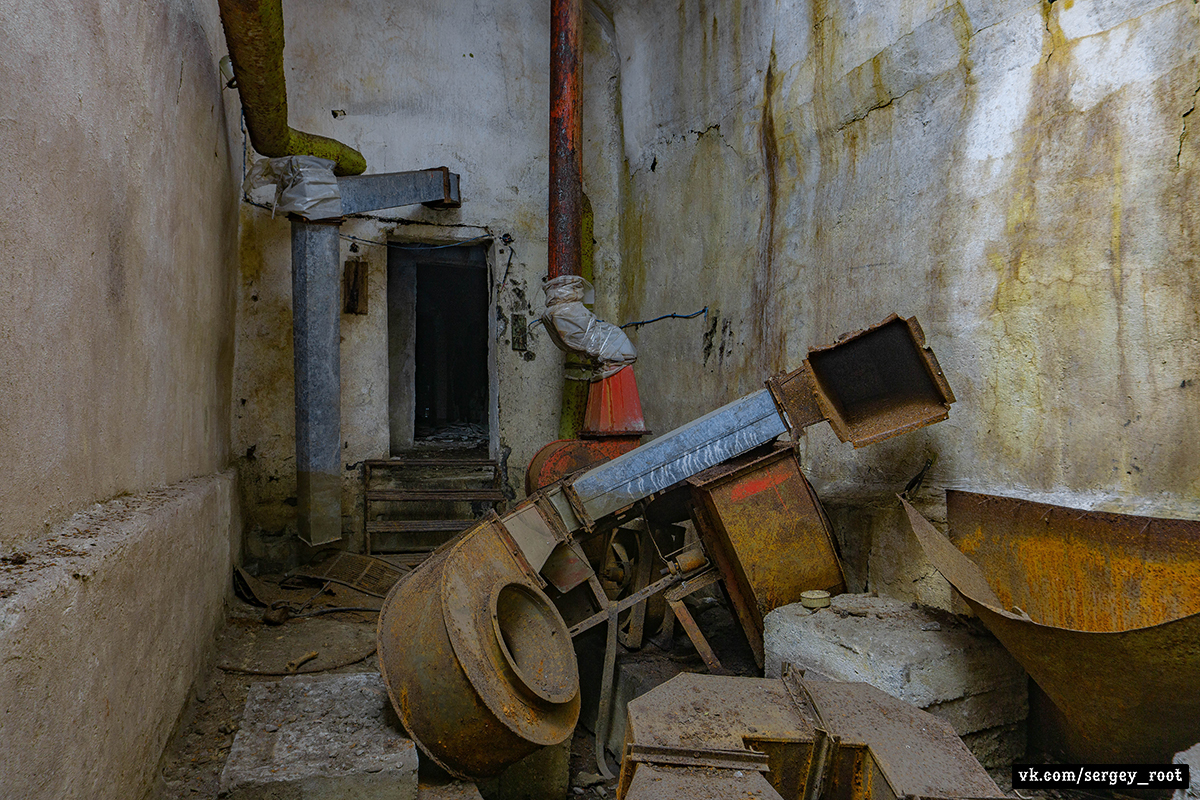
378, 516, 580, 778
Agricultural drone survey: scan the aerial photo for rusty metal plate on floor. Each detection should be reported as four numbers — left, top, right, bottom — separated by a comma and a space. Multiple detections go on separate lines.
624, 673, 815, 752
620, 672, 1004, 800
905, 494, 1200, 763
293, 551, 407, 598
689, 443, 845, 664
622, 763, 783, 800
803, 679, 1005, 799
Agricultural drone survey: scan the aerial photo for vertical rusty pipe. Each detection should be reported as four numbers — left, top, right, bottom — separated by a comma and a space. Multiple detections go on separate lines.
549, 0, 583, 279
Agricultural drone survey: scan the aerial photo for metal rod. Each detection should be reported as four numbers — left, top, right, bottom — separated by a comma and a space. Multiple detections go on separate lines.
548, 0, 582, 279
595, 601, 619, 779
568, 572, 679, 637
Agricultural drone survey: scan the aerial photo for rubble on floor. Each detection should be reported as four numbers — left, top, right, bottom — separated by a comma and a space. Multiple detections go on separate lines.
764, 593, 1027, 768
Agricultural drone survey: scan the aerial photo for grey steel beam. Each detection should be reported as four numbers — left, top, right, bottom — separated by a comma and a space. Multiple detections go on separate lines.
292, 218, 343, 545
338, 168, 461, 214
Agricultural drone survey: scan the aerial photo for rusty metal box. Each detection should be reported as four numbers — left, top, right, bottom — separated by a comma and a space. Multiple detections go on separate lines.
767, 314, 956, 448
805, 314, 955, 447
688, 443, 845, 665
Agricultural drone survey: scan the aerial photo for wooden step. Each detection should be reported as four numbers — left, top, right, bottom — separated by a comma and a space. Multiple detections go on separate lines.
365, 458, 497, 469
366, 519, 476, 534
366, 488, 505, 502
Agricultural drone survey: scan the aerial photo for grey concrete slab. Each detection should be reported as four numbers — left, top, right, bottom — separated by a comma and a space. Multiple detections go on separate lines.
219, 673, 418, 800
765, 594, 1028, 767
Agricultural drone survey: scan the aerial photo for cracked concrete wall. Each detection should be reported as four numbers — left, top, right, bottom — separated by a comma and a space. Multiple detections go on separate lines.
591, 0, 1200, 605
0, 0, 241, 552
232, 0, 570, 552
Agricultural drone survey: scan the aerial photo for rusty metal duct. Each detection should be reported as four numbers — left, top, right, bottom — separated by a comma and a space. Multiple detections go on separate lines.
218, 0, 366, 175
380, 315, 958, 778
903, 494, 1200, 763
549, 0, 583, 278
378, 516, 580, 778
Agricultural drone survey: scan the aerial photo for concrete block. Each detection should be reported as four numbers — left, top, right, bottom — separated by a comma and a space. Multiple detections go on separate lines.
0, 472, 239, 800
220, 673, 418, 800
765, 594, 1027, 767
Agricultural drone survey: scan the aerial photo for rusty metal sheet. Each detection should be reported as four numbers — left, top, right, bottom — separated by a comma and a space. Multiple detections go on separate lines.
541, 540, 594, 594
620, 671, 1004, 800
500, 502, 561, 574
622, 764, 784, 800
621, 672, 815, 800
800, 678, 1005, 800
291, 551, 406, 598
805, 314, 955, 448
689, 444, 846, 666
624, 673, 814, 752
625, 743, 770, 772
904, 494, 1200, 763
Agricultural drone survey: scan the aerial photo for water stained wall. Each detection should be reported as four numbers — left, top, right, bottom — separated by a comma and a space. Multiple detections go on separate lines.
0, 0, 241, 551
231, 0, 567, 550
228, 0, 1200, 588
585, 0, 1200, 603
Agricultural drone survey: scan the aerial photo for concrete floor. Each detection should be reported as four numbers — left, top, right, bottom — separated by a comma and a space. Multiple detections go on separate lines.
146, 579, 1095, 800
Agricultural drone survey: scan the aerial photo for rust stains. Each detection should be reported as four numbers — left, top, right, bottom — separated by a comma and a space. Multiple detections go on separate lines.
752, 48, 784, 374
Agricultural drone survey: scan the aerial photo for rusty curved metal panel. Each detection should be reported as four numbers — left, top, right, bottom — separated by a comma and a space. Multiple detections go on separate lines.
902, 495, 1200, 763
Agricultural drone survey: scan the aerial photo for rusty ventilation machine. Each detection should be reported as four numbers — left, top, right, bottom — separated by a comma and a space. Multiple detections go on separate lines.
375, 314, 994, 799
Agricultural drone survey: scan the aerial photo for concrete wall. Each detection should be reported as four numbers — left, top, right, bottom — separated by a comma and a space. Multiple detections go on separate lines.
226, 0, 1198, 591
0, 0, 240, 551
232, 0, 569, 544
587, 0, 1200, 604
0, 2, 243, 797
0, 474, 241, 800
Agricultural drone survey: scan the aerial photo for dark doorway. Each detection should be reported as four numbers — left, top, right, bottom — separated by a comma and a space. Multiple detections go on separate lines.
387, 243, 490, 453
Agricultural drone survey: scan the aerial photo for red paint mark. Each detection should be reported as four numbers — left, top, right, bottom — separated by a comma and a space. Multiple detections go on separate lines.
730, 471, 788, 503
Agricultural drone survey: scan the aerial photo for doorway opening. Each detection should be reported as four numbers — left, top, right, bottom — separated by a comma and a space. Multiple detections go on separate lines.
387, 243, 491, 455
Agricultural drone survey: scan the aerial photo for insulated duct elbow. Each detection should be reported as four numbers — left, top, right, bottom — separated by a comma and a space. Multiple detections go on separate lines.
218, 0, 367, 176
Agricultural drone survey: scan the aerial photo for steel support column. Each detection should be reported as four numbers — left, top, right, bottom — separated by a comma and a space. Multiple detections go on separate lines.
291, 218, 343, 545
